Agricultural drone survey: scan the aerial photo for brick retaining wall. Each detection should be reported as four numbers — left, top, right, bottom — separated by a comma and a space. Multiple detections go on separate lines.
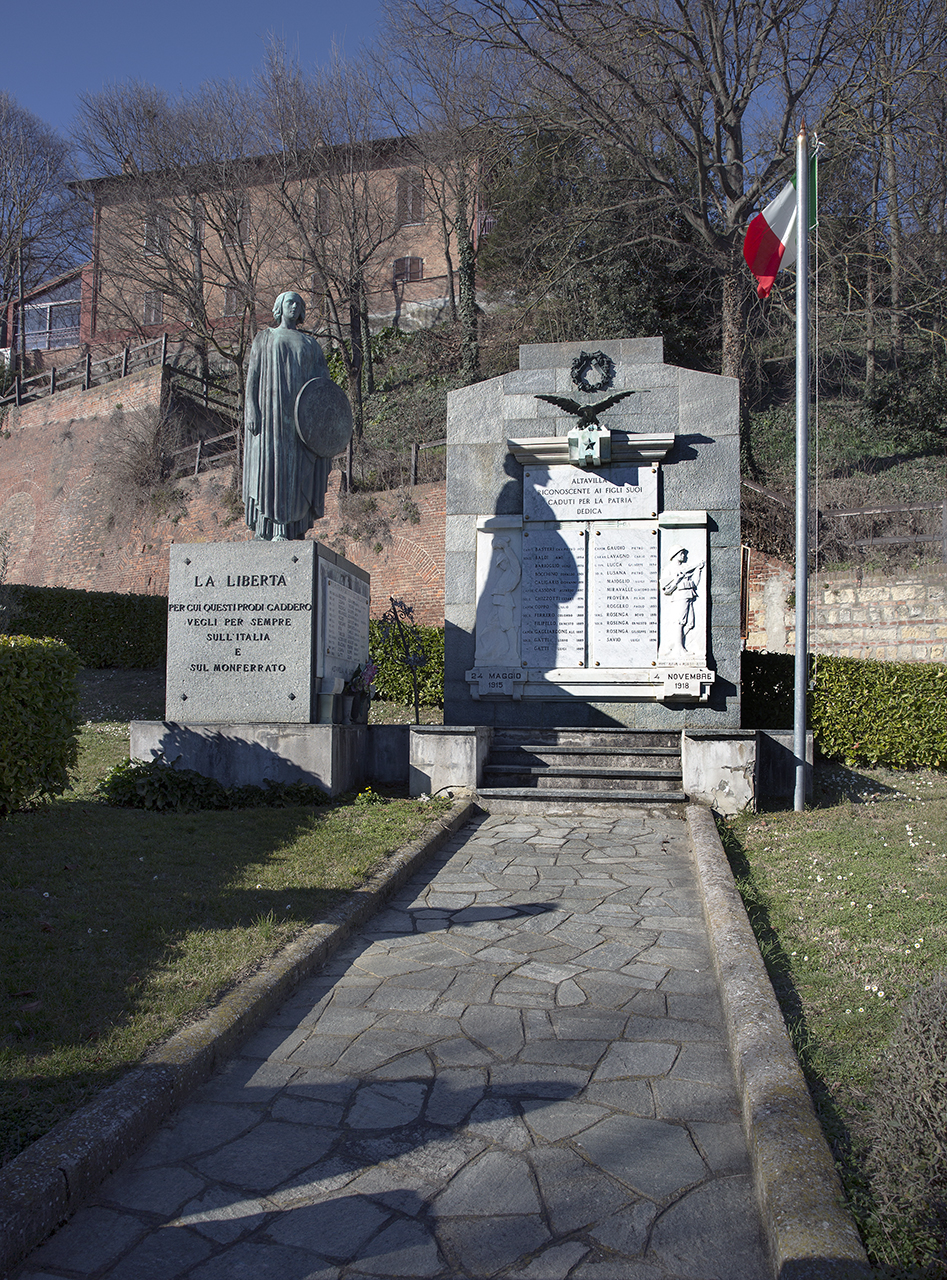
0, 373, 447, 625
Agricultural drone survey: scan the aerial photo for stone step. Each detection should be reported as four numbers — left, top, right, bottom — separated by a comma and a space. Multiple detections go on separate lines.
482, 771, 683, 792
493, 743, 680, 756
476, 786, 688, 810
484, 764, 683, 782
491, 728, 680, 750
489, 748, 680, 770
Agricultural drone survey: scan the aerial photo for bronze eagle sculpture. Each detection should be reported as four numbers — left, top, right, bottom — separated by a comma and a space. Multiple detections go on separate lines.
535, 389, 638, 428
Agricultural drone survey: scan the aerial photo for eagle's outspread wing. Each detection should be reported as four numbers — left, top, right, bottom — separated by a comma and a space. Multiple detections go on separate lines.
536, 394, 583, 414
589, 390, 637, 415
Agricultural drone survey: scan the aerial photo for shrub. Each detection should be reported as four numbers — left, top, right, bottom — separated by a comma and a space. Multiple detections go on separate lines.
369, 613, 444, 710
810, 655, 947, 768
5, 585, 167, 668
863, 973, 947, 1271
96, 757, 329, 811
0, 636, 80, 814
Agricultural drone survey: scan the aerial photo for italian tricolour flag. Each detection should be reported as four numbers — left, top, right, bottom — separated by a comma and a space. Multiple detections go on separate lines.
743, 156, 817, 299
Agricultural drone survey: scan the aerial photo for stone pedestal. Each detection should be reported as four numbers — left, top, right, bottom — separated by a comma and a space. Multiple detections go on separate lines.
165, 540, 369, 724
144, 539, 373, 791
131, 721, 366, 795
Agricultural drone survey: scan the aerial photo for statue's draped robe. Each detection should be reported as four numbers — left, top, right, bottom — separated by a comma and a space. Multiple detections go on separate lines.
243, 326, 331, 539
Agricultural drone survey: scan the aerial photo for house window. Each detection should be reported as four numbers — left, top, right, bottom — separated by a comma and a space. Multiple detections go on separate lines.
223, 285, 244, 316
393, 257, 423, 284
143, 212, 170, 254
397, 172, 425, 226
18, 277, 82, 350
222, 196, 250, 246
22, 301, 80, 350
143, 292, 164, 325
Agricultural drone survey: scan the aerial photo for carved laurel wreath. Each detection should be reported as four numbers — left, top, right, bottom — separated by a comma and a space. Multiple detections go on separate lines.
571, 350, 615, 394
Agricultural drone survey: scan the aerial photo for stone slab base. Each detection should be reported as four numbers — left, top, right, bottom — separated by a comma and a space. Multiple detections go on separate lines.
131, 722, 369, 796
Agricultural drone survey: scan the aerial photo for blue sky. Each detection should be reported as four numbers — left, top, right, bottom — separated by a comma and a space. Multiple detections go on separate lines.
4, 0, 385, 145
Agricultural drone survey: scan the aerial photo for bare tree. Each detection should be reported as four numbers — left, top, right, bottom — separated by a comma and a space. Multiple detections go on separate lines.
372, 15, 516, 380
257, 45, 404, 440
0, 93, 89, 357
395, 0, 855, 384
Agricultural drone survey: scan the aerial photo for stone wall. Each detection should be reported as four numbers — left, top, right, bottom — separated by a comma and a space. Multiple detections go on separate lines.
745, 549, 947, 662
0, 371, 447, 625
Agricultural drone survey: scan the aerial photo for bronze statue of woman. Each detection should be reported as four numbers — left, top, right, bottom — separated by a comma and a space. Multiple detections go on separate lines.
243, 291, 351, 541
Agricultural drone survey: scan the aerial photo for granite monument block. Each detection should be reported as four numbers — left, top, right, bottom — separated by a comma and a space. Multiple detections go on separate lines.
445, 339, 740, 728
165, 540, 369, 723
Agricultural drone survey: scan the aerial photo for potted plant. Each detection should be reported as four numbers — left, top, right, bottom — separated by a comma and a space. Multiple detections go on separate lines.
344, 660, 377, 723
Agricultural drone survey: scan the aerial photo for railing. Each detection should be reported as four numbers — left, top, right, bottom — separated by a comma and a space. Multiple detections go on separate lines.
0, 335, 168, 409
409, 438, 447, 485
831, 500, 947, 560
169, 430, 239, 478
166, 364, 240, 420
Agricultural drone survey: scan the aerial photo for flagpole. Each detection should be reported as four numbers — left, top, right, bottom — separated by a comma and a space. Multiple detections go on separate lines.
794, 122, 810, 811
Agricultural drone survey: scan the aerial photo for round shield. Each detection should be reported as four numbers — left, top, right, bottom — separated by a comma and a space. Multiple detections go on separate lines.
295, 377, 354, 457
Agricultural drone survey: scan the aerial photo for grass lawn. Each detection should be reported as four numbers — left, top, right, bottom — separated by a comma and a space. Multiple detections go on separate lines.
720, 763, 947, 1274
0, 671, 449, 1167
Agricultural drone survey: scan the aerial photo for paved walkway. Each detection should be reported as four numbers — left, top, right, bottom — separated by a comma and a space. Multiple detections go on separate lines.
16, 808, 770, 1280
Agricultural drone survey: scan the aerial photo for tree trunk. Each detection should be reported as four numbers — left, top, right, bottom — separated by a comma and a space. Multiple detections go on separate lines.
882, 84, 903, 363
346, 280, 365, 442
866, 161, 880, 386
361, 303, 374, 396
720, 260, 747, 384
456, 169, 479, 382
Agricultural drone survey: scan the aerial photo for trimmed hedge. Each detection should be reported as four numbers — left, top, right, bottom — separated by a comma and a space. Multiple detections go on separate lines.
742, 650, 947, 769
0, 636, 81, 814
369, 621, 444, 707
810, 654, 947, 769
4, 585, 167, 669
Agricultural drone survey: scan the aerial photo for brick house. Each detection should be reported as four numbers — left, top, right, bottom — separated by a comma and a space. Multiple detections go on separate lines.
1, 263, 95, 373
75, 137, 473, 356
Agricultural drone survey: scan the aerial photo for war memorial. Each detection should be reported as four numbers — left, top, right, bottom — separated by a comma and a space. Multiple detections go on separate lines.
6, 309, 854, 1280
132, 302, 767, 809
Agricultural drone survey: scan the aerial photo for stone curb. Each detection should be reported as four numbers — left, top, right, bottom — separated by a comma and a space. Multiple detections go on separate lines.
686, 805, 871, 1280
0, 797, 476, 1277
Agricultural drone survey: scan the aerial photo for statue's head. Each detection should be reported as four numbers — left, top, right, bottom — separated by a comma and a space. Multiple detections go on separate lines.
273, 291, 306, 324
670, 547, 688, 564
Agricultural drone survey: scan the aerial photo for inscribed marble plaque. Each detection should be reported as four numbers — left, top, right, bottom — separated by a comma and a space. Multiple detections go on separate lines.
589, 523, 659, 666
520, 525, 587, 668
323, 577, 370, 682
523, 464, 657, 523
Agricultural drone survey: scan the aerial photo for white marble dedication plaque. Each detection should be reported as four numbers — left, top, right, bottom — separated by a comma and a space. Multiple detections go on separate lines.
521, 526, 587, 668
524, 464, 657, 523
589, 523, 659, 666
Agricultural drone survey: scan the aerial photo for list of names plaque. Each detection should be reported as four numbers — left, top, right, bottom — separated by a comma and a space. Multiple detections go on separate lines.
521, 526, 587, 668
589, 524, 658, 666
323, 578, 370, 682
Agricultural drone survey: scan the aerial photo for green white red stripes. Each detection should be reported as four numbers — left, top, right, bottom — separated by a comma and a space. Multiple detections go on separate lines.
743, 155, 817, 299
